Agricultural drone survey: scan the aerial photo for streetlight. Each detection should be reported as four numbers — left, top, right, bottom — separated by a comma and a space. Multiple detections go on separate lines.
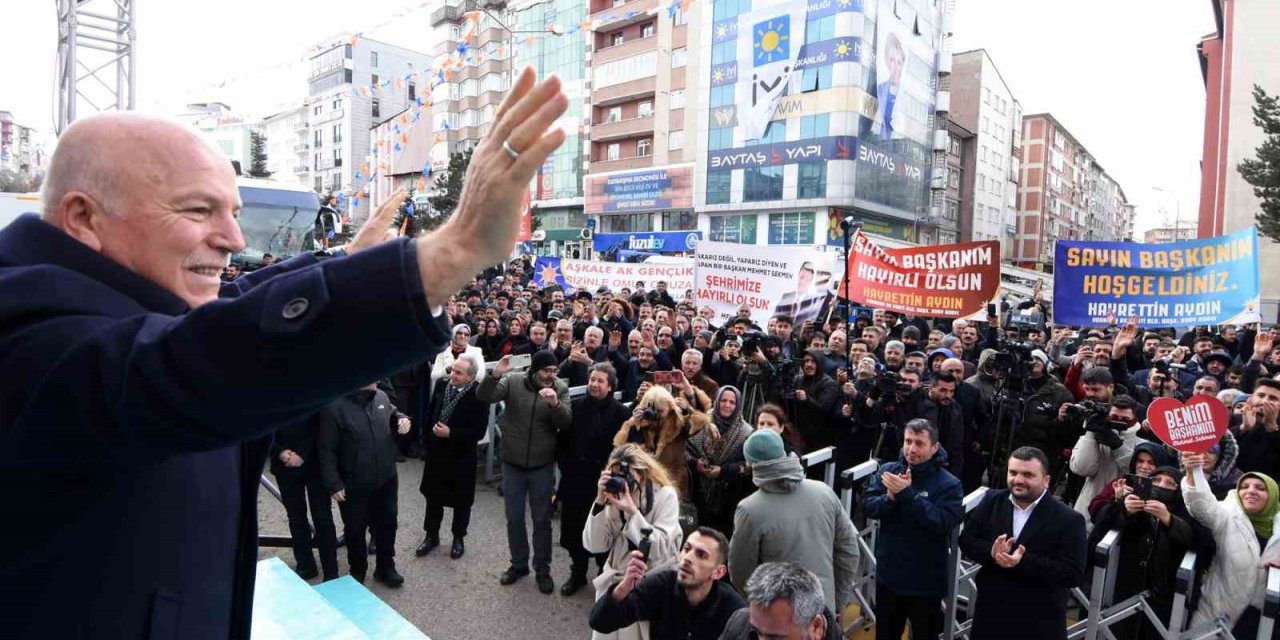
1151, 186, 1185, 239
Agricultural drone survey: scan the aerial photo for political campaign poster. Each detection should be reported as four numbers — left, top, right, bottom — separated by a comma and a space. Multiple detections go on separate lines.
843, 230, 1000, 319
1053, 227, 1261, 328
1147, 396, 1229, 454
695, 240, 834, 325
533, 257, 695, 298
734, 0, 809, 140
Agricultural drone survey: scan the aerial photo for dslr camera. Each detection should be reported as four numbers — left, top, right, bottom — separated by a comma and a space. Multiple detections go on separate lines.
640, 405, 660, 421
604, 460, 638, 497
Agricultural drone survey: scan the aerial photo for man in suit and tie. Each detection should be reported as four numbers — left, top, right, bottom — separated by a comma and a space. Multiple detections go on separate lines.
959, 447, 1086, 640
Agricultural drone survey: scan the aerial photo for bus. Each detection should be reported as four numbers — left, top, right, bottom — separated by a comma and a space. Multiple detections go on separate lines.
0, 192, 42, 230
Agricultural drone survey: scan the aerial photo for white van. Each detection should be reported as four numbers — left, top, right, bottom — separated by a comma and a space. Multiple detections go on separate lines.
0, 192, 42, 230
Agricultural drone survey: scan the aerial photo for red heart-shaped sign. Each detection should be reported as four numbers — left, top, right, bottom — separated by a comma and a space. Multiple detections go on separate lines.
1147, 395, 1230, 454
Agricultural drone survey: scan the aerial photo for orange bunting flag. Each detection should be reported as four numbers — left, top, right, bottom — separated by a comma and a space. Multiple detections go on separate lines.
525, 35, 537, 44
400, 133, 408, 145
400, 113, 409, 125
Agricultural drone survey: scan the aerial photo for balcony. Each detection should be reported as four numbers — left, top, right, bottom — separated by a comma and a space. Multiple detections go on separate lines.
935, 90, 951, 113
430, 4, 464, 26
294, 143, 309, 153
293, 120, 308, 132
937, 51, 952, 75
932, 129, 948, 152
591, 115, 654, 141
593, 34, 658, 65
930, 169, 947, 190
592, 76, 656, 106
590, 0, 658, 31
293, 165, 310, 174
590, 155, 654, 172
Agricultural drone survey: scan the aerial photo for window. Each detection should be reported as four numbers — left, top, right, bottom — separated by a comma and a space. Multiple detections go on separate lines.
668, 130, 685, 151
313, 104, 323, 116
371, 73, 380, 87
949, 136, 961, 155
332, 124, 342, 144
706, 172, 732, 205
601, 212, 653, 232
449, 24, 461, 40
314, 129, 322, 147
408, 83, 416, 102
641, 23, 655, 38
708, 127, 734, 151
461, 78, 479, 97
744, 166, 783, 201
671, 48, 687, 68
710, 214, 757, 243
606, 106, 622, 123
981, 116, 989, 134
607, 143, 620, 161
372, 98, 380, 119
661, 211, 696, 230
612, 33, 625, 46
332, 147, 343, 167
331, 95, 341, 110
948, 170, 960, 188
636, 138, 652, 157
371, 51, 379, 67
669, 89, 686, 109
638, 101, 653, 117
799, 114, 829, 139
797, 163, 826, 199
315, 176, 324, 192
983, 87, 991, 104
673, 5, 689, 24
613, 0, 626, 5
594, 52, 656, 88
767, 211, 815, 244
314, 153, 323, 171
801, 65, 833, 92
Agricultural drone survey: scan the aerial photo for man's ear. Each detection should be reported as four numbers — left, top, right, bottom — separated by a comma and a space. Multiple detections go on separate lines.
56, 192, 104, 252
712, 564, 727, 581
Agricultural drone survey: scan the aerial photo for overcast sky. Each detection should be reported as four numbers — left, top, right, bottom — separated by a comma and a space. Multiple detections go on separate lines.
1, 0, 1214, 235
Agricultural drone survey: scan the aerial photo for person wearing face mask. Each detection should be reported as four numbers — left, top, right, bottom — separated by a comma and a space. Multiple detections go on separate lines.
863, 419, 963, 640
686, 386, 754, 538
1086, 442, 1175, 519
1181, 455, 1280, 638
1087, 466, 1216, 640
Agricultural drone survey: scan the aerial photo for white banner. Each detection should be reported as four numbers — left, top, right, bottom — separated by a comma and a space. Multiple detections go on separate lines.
695, 241, 835, 325
561, 259, 695, 298
735, 0, 809, 140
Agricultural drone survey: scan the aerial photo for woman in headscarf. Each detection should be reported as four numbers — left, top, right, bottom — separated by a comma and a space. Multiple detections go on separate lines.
475, 318, 509, 362
1088, 466, 1215, 640
1180, 436, 1242, 500
686, 386, 754, 537
1182, 453, 1280, 637
506, 316, 530, 356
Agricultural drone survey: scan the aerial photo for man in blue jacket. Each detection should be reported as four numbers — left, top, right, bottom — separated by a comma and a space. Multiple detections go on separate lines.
0, 68, 568, 640
863, 418, 964, 640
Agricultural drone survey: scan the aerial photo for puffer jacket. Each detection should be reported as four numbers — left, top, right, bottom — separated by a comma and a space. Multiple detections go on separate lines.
729, 453, 860, 611
477, 371, 571, 469
1183, 476, 1280, 629
1069, 422, 1141, 517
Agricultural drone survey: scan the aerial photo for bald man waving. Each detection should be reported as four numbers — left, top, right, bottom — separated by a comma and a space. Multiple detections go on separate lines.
0, 68, 567, 640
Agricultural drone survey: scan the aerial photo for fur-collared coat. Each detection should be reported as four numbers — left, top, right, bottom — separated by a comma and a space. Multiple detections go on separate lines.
613, 387, 711, 499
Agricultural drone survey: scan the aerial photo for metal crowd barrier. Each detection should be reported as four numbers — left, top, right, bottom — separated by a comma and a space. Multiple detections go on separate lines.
801, 446, 838, 491
839, 459, 881, 635
942, 487, 988, 640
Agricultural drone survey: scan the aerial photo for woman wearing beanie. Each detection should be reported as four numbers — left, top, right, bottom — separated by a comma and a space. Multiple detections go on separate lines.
686, 386, 754, 538
1182, 454, 1280, 637
729, 430, 860, 613
1088, 466, 1215, 640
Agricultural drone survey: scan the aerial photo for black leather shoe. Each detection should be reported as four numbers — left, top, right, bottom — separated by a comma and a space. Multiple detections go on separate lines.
499, 567, 529, 585
374, 567, 404, 587
415, 535, 440, 557
536, 573, 554, 595
450, 538, 465, 559
295, 565, 319, 581
350, 571, 366, 584
560, 573, 588, 596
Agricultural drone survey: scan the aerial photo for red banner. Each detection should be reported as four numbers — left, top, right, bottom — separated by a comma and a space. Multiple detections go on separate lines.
1147, 396, 1229, 454
516, 188, 533, 242
844, 231, 1000, 319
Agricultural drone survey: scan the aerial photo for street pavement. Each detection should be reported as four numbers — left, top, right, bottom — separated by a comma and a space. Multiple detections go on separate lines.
257, 458, 593, 640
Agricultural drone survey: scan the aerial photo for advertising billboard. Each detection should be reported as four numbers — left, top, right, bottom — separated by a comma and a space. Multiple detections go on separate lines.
585, 165, 695, 214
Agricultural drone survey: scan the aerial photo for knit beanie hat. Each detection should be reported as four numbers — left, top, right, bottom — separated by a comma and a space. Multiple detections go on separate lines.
744, 429, 786, 465
530, 350, 558, 372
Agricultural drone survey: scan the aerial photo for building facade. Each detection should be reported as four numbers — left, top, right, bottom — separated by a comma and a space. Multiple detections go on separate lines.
581, 0, 702, 256
948, 49, 1021, 254
1015, 113, 1131, 267
0, 111, 47, 178
944, 119, 975, 245
1198, 0, 1280, 319
307, 35, 432, 221
518, 0, 590, 256
429, 3, 513, 166
1143, 225, 1197, 244
257, 105, 310, 186
694, 0, 950, 249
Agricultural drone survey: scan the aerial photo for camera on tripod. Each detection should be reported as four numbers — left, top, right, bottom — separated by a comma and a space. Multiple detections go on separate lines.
1152, 359, 1186, 376
741, 331, 767, 356
869, 370, 912, 401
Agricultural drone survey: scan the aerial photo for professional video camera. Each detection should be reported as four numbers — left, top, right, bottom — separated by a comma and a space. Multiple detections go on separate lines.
741, 331, 767, 356
1064, 399, 1110, 421
1077, 402, 1129, 449
1151, 359, 1187, 377
868, 369, 913, 401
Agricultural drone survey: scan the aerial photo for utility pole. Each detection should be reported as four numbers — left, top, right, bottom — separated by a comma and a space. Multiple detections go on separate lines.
55, 0, 137, 134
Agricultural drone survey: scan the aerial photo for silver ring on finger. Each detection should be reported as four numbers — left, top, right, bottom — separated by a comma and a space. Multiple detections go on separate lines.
502, 139, 521, 160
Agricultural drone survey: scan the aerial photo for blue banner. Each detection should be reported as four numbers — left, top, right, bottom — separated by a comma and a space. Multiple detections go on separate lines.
1052, 227, 1261, 327
533, 256, 573, 291
708, 135, 856, 170
592, 231, 703, 253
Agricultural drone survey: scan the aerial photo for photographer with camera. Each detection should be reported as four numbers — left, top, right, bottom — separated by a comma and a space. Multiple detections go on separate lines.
584, 444, 683, 639
790, 349, 841, 453
738, 333, 793, 423
1068, 396, 1144, 516
1054, 366, 1120, 502
615, 386, 707, 500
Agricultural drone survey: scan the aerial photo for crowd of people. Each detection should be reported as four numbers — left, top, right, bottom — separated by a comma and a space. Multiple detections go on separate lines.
263, 254, 1280, 640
